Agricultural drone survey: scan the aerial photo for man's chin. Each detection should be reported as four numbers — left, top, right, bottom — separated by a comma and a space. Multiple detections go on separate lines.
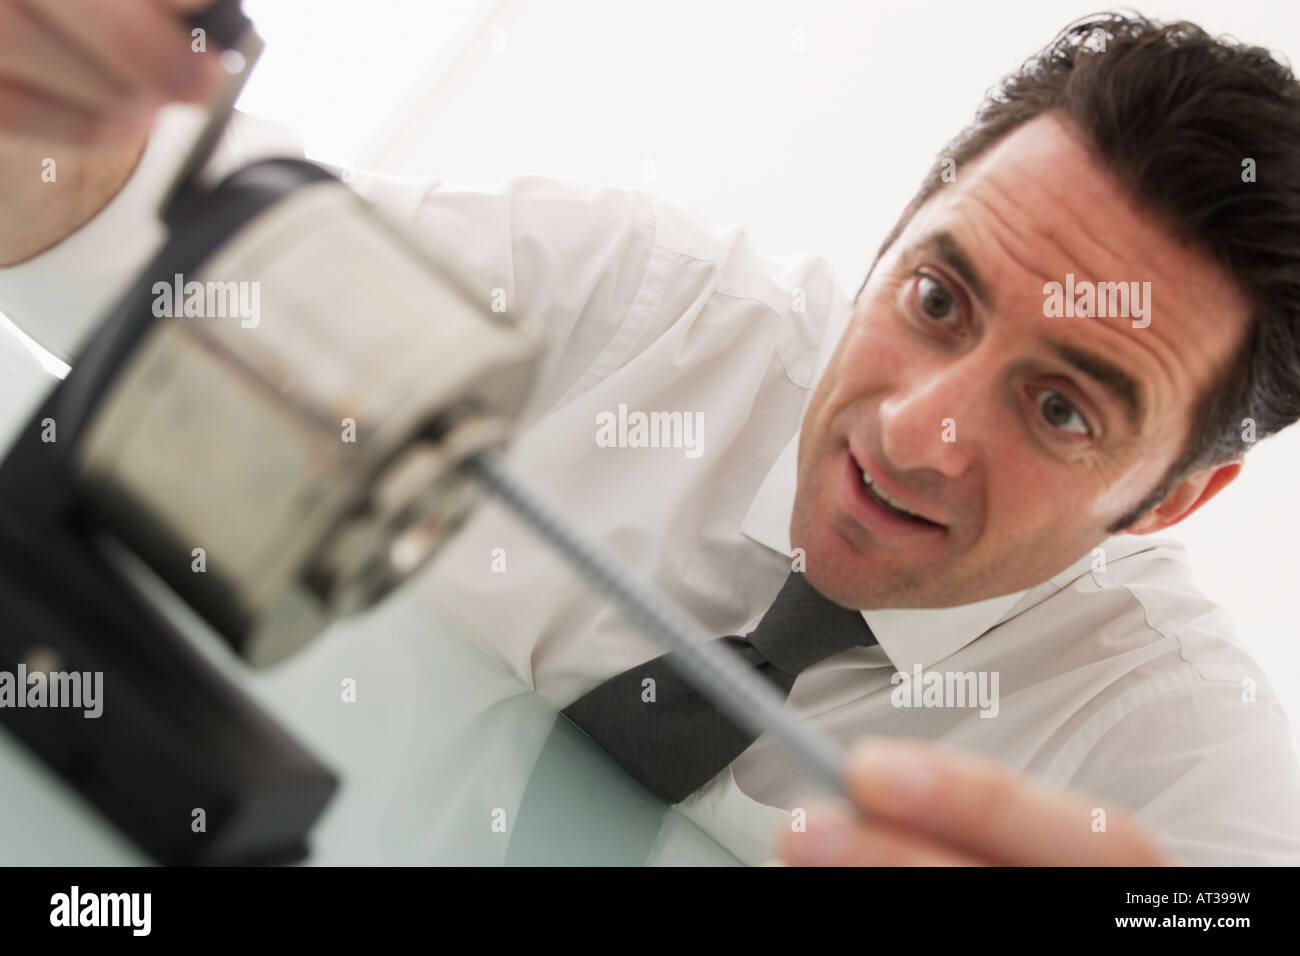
803, 559, 965, 612
798, 530, 899, 609
796, 522, 963, 611
792, 474, 946, 608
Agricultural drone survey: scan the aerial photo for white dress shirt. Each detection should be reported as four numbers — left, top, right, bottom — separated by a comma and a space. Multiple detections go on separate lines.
2, 109, 1298, 866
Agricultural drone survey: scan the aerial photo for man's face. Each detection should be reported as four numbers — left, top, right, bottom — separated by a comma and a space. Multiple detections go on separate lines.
792, 112, 1250, 609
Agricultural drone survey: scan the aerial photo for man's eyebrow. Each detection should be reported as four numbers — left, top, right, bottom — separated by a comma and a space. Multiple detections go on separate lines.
1046, 340, 1145, 431
917, 230, 994, 310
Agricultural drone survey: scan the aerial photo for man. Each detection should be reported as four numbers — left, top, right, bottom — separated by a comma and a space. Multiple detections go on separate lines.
0, 6, 1297, 865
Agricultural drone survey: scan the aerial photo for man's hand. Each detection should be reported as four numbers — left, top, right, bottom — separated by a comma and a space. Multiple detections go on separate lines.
0, 0, 227, 264
0, 0, 224, 145
777, 737, 1171, 865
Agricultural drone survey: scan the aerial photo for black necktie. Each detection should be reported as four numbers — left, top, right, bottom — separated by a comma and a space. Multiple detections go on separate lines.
560, 571, 877, 804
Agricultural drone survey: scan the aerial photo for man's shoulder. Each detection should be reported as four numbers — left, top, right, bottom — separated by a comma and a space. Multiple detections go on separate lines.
1075, 534, 1276, 693
640, 191, 852, 391
1007, 534, 1291, 756
487, 177, 853, 397
642, 190, 845, 299
1025, 538, 1300, 863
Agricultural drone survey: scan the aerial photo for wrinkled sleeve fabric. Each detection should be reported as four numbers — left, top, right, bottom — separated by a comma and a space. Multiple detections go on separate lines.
1067, 682, 1300, 865
343, 167, 658, 420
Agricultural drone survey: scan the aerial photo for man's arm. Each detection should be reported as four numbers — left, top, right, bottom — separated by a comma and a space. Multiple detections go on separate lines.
779, 678, 1300, 866
777, 736, 1171, 866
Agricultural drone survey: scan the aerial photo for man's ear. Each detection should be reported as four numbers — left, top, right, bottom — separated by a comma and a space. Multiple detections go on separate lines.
1125, 458, 1244, 535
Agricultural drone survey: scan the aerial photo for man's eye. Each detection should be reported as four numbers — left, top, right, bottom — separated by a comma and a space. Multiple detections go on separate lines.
1036, 389, 1091, 436
916, 274, 960, 325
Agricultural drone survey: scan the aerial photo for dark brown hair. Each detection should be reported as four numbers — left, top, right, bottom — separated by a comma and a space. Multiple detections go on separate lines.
862, 11, 1300, 533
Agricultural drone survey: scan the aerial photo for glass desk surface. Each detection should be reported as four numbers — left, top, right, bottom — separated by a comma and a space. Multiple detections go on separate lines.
0, 590, 742, 866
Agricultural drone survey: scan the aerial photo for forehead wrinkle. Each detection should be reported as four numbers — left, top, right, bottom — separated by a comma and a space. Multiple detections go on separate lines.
971, 178, 1119, 295
982, 114, 1157, 275
953, 191, 1063, 307
1003, 171, 1147, 280
1033, 114, 1209, 293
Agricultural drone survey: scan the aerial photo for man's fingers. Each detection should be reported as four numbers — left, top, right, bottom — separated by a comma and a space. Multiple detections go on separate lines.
839, 736, 1170, 866
21, 0, 224, 104
779, 802, 986, 866
0, 1, 131, 112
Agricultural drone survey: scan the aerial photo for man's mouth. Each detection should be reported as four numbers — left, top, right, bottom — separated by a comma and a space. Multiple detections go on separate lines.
844, 450, 947, 534
860, 468, 941, 523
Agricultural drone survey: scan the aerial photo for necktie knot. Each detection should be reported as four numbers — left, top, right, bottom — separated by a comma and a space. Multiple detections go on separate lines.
745, 571, 876, 675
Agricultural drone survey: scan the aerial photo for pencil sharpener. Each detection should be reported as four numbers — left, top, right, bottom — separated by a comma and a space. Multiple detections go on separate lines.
0, 157, 540, 865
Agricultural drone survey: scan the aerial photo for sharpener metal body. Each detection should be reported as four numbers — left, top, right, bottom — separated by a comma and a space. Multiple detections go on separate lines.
72, 160, 540, 665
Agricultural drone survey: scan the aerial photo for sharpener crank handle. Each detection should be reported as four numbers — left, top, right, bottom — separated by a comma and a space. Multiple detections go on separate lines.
158, 0, 265, 221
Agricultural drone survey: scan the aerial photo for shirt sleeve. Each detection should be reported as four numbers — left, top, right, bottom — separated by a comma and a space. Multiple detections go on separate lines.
1065, 681, 1300, 865
342, 167, 658, 420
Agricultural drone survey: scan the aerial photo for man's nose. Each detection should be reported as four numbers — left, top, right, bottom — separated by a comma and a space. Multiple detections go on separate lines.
877, 361, 983, 479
